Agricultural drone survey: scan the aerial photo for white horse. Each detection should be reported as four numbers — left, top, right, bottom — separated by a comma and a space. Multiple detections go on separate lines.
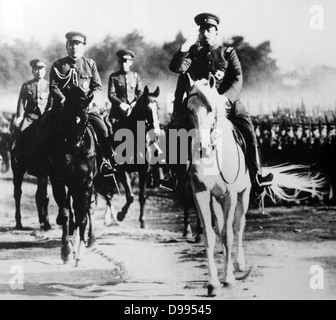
186, 76, 325, 297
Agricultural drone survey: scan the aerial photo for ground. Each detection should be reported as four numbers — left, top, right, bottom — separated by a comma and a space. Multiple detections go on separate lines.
0, 171, 335, 300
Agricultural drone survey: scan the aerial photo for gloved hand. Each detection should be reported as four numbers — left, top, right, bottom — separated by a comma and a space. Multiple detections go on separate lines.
15, 116, 23, 128
181, 28, 201, 52
59, 98, 66, 111
120, 103, 132, 116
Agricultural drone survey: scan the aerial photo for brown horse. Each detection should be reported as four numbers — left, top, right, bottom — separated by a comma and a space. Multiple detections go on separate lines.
11, 117, 50, 231
112, 86, 161, 229
44, 104, 98, 266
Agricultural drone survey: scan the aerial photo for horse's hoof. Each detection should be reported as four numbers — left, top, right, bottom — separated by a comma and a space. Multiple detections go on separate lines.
207, 284, 220, 297
223, 279, 236, 288
75, 259, 80, 268
56, 214, 65, 226
87, 236, 96, 248
234, 261, 246, 272
140, 221, 146, 229
61, 245, 72, 263
194, 234, 204, 244
117, 211, 126, 222
15, 223, 24, 230
42, 223, 52, 232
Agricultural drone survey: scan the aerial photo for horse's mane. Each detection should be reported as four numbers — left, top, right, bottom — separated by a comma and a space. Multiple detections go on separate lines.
192, 79, 229, 119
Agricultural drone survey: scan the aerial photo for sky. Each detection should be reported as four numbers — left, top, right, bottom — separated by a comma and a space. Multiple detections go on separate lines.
0, 0, 336, 73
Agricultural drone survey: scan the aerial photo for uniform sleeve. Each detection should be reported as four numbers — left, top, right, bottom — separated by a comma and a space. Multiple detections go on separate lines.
169, 47, 195, 74
218, 49, 243, 103
135, 72, 143, 99
108, 74, 123, 107
49, 62, 66, 103
16, 83, 27, 118
89, 59, 102, 93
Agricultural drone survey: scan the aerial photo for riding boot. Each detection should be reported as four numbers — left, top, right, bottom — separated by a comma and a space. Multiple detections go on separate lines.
159, 170, 178, 191
249, 144, 274, 195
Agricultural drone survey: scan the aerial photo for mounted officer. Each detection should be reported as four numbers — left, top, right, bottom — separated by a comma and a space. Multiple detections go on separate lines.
166, 13, 273, 194
13, 59, 52, 173
108, 49, 143, 125
37, 32, 115, 176
15, 59, 51, 131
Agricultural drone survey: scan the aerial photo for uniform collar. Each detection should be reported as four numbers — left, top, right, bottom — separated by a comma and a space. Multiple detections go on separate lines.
119, 70, 132, 75
206, 43, 220, 51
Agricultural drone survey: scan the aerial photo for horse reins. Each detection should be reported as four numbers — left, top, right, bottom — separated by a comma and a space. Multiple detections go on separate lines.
186, 92, 241, 185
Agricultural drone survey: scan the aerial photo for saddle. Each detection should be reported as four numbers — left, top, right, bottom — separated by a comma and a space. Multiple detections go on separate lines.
232, 127, 247, 156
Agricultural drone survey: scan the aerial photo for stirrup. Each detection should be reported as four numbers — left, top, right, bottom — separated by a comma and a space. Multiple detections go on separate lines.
100, 160, 116, 177
159, 173, 177, 191
256, 173, 274, 188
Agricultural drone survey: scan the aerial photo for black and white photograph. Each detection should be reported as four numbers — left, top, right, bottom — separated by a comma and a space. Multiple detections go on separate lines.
0, 0, 335, 302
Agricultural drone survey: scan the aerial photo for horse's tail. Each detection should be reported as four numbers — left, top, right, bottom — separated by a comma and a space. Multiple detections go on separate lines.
262, 164, 327, 203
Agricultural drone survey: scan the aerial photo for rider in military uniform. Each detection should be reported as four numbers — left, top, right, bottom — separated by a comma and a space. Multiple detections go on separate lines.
16, 59, 51, 131
108, 49, 143, 123
13, 59, 51, 166
38, 32, 115, 176
166, 13, 273, 194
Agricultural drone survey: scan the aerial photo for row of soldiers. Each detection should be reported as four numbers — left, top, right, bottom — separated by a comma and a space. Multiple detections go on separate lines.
252, 114, 336, 204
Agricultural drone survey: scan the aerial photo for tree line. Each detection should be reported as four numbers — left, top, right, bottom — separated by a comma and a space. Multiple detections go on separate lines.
0, 30, 281, 90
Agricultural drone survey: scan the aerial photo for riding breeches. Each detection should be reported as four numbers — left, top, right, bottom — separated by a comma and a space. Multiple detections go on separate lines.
88, 111, 113, 159
228, 100, 262, 176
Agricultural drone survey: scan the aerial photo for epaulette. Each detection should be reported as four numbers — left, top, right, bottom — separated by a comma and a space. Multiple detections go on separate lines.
226, 47, 234, 53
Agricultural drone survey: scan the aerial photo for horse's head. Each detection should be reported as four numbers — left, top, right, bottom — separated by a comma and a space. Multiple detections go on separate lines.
63, 104, 90, 151
186, 74, 228, 133
132, 86, 161, 136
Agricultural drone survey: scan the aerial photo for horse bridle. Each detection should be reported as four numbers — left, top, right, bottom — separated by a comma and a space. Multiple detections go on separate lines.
185, 91, 241, 185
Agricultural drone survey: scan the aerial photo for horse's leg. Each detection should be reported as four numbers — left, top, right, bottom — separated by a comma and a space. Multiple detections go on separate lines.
50, 175, 72, 263
138, 168, 149, 229
220, 193, 237, 287
87, 194, 97, 248
117, 171, 134, 222
104, 197, 118, 226
72, 183, 92, 266
74, 206, 88, 268
183, 198, 192, 238
12, 160, 25, 230
193, 190, 221, 297
36, 176, 51, 231
233, 189, 250, 271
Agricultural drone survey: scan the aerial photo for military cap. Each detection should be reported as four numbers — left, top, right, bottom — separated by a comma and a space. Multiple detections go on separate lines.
194, 13, 220, 28
117, 49, 135, 61
65, 31, 87, 44
30, 59, 47, 68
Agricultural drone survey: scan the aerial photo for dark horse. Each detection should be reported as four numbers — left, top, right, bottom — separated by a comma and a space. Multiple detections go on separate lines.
112, 86, 161, 229
11, 117, 50, 231
43, 102, 98, 265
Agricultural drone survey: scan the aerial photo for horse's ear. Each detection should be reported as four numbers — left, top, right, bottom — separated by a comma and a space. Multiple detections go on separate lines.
209, 75, 216, 89
144, 86, 149, 95
154, 87, 160, 97
185, 73, 195, 90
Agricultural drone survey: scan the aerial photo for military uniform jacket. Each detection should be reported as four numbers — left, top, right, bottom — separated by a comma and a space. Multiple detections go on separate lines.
17, 78, 50, 119
108, 70, 143, 119
169, 44, 243, 103
50, 56, 102, 106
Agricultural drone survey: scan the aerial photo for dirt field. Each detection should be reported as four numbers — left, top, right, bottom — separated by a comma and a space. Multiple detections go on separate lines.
0, 171, 335, 300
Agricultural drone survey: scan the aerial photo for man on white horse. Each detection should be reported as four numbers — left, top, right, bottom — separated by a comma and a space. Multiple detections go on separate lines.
167, 12, 273, 195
